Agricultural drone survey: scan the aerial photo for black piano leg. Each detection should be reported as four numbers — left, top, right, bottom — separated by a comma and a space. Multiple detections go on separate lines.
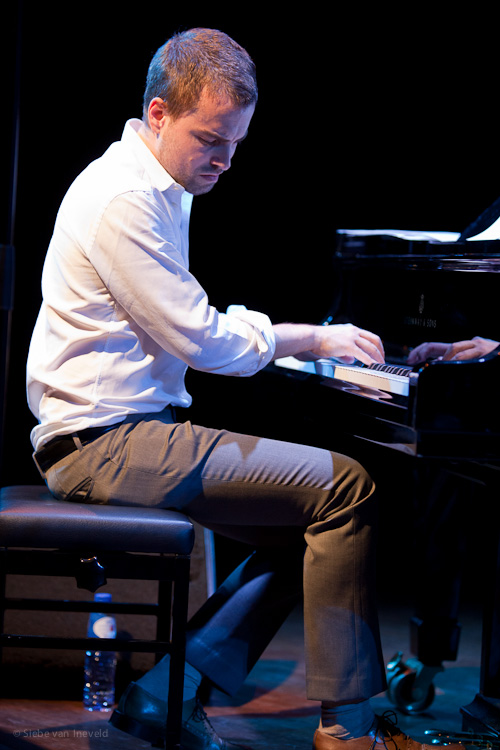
461, 473, 500, 737
386, 464, 467, 714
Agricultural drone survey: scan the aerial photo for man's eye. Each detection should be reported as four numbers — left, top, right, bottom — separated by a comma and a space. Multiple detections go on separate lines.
198, 137, 218, 146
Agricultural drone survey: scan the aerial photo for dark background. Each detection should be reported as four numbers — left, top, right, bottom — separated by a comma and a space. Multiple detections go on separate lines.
1, 2, 499, 486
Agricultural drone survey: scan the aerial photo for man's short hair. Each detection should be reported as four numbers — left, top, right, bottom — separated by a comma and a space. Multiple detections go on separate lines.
143, 28, 258, 120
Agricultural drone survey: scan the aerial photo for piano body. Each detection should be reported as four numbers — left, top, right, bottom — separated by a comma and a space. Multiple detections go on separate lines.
273, 229, 500, 461
269, 229, 500, 734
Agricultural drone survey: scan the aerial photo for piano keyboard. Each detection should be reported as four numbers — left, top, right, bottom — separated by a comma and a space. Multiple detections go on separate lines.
274, 357, 412, 396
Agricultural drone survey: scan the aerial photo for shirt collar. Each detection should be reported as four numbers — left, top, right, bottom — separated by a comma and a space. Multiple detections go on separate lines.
122, 118, 185, 197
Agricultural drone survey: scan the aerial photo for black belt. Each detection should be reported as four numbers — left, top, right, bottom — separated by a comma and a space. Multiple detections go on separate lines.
34, 424, 119, 474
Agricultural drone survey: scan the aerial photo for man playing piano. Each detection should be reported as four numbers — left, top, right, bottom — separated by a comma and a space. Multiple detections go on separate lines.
26, 28, 463, 750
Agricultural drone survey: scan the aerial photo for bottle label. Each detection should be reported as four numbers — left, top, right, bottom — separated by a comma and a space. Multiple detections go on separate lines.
92, 616, 117, 639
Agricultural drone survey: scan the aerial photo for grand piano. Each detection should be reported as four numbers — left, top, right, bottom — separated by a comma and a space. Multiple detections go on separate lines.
267, 227, 500, 737
273, 228, 500, 461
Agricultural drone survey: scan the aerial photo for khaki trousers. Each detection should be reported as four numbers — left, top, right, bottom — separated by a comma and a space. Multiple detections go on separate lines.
44, 408, 386, 702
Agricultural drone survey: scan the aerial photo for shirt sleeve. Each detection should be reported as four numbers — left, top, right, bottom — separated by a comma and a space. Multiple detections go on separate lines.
87, 190, 276, 377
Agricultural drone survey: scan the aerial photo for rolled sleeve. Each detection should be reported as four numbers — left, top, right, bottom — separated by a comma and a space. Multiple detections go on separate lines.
206, 306, 276, 376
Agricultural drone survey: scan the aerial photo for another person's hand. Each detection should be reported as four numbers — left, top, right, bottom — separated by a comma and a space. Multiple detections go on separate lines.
407, 336, 499, 365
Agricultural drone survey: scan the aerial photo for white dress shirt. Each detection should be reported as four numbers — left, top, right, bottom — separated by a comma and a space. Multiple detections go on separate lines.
27, 120, 276, 450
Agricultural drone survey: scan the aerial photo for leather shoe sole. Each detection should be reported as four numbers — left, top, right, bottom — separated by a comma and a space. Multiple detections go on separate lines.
313, 717, 465, 750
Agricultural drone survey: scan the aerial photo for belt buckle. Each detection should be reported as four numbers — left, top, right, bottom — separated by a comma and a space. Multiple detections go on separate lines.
32, 435, 78, 478
32, 450, 47, 480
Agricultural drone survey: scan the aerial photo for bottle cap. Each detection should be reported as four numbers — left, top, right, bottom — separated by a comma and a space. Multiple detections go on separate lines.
94, 592, 112, 602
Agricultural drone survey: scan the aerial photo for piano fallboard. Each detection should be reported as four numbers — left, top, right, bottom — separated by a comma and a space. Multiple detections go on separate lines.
323, 254, 500, 362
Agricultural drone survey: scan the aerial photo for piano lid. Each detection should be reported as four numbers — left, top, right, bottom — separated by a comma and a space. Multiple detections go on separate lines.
336, 228, 500, 257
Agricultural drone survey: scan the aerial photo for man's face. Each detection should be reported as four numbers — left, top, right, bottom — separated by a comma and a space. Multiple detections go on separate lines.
154, 89, 255, 195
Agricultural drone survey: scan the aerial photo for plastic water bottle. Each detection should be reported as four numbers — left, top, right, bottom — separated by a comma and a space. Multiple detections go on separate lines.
83, 592, 117, 711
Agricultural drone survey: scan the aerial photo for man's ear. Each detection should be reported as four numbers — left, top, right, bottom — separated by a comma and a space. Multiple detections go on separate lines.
147, 97, 168, 135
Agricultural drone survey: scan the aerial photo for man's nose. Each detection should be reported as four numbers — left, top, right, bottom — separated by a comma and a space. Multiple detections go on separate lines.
211, 144, 236, 172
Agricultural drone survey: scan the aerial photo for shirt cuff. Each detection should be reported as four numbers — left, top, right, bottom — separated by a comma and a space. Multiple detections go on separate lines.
226, 304, 276, 375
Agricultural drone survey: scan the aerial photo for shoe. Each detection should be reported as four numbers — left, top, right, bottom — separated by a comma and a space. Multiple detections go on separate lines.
183, 697, 251, 749
109, 681, 250, 749
313, 712, 465, 750
109, 682, 166, 746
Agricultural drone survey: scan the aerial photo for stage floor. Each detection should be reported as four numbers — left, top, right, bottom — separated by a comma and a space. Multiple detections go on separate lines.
0, 597, 485, 749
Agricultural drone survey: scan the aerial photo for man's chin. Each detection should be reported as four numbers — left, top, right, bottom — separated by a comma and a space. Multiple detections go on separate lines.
195, 173, 221, 193
190, 181, 218, 196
